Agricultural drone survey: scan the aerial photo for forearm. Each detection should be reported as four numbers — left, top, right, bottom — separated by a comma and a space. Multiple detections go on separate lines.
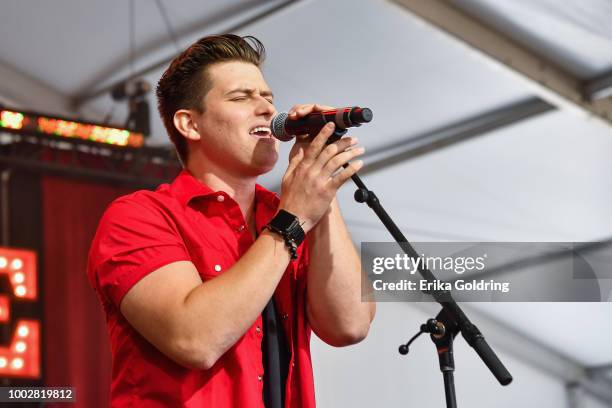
181, 229, 291, 367
306, 198, 375, 346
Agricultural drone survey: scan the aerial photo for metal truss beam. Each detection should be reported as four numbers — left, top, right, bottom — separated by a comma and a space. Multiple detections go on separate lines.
391, 0, 612, 127
586, 362, 612, 380
584, 69, 612, 101
443, 239, 612, 284
360, 97, 553, 176
269, 97, 552, 192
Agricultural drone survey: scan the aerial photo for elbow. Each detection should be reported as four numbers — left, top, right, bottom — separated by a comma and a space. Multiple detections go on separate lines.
339, 323, 371, 346
320, 322, 372, 347
170, 336, 221, 370
309, 304, 376, 347
323, 305, 376, 347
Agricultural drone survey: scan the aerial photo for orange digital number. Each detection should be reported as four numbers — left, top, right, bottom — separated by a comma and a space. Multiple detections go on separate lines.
0, 247, 40, 378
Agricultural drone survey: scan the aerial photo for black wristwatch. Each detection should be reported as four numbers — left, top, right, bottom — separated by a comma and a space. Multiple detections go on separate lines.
264, 209, 305, 259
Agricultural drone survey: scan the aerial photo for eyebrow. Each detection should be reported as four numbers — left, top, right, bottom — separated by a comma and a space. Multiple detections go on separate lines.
225, 88, 274, 98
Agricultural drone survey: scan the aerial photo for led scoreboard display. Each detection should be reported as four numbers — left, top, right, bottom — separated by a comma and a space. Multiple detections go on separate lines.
0, 106, 144, 148
0, 247, 40, 379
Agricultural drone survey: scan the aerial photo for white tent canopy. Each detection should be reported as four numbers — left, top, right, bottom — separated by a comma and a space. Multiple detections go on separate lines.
1, 0, 611, 406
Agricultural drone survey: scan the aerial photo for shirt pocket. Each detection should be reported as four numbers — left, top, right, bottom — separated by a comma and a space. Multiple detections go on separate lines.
189, 246, 237, 280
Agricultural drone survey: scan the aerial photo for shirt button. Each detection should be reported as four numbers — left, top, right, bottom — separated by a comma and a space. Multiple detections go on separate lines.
214, 264, 222, 272
216, 194, 225, 202
281, 313, 288, 320
255, 325, 261, 333
237, 224, 245, 232
257, 375, 263, 382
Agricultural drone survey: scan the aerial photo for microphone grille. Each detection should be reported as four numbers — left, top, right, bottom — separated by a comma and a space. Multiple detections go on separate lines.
270, 112, 293, 141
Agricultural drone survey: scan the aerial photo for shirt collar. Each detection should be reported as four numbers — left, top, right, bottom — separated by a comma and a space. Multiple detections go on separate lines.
170, 169, 280, 210
170, 169, 216, 207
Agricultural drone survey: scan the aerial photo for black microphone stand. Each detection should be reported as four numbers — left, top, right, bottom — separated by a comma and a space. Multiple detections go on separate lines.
329, 128, 513, 407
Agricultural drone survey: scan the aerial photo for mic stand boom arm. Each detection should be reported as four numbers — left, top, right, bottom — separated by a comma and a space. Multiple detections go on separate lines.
334, 128, 513, 407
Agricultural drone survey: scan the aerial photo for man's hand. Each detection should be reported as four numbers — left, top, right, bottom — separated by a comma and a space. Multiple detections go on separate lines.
279, 103, 365, 233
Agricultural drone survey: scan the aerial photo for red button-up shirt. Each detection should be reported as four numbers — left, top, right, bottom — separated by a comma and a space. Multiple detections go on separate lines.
87, 170, 316, 407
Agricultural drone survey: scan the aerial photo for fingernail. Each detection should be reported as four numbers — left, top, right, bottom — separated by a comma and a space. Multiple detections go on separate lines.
357, 147, 366, 154
354, 160, 364, 167
350, 137, 358, 145
326, 122, 335, 129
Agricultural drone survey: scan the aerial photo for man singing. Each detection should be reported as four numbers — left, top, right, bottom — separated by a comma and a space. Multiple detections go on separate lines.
87, 34, 375, 407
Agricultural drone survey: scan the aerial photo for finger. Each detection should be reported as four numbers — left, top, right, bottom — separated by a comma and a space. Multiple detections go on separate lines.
314, 137, 358, 169
311, 103, 335, 112
303, 122, 336, 163
288, 104, 315, 119
322, 146, 366, 176
286, 146, 304, 176
288, 103, 335, 119
330, 160, 364, 189
295, 134, 311, 147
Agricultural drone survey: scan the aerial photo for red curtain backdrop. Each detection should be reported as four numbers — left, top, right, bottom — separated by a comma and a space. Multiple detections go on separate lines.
42, 176, 133, 408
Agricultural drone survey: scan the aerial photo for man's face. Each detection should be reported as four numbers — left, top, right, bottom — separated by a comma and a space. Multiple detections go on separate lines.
190, 61, 278, 177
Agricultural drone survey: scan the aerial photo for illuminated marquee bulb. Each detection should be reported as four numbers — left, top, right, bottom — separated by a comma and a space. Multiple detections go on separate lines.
17, 325, 29, 337
15, 342, 27, 353
15, 285, 27, 297
11, 258, 23, 270
0, 257, 7, 268
13, 272, 25, 284
0, 357, 7, 368
0, 111, 25, 129
11, 358, 24, 370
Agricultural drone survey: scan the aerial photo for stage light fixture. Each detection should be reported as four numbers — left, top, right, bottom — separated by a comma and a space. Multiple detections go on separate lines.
0, 106, 144, 147
111, 79, 152, 136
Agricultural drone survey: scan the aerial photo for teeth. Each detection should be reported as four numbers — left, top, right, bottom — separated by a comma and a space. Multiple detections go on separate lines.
249, 126, 271, 135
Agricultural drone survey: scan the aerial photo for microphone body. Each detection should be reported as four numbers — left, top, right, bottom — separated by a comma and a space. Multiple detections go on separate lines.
271, 107, 373, 141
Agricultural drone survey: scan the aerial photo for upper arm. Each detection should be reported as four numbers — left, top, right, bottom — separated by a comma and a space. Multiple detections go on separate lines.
89, 197, 206, 367
119, 260, 206, 368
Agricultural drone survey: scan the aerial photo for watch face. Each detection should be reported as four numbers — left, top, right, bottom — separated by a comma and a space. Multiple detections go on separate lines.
273, 210, 297, 229
269, 210, 305, 247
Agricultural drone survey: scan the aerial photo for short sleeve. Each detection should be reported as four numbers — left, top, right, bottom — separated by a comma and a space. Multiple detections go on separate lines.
87, 195, 191, 309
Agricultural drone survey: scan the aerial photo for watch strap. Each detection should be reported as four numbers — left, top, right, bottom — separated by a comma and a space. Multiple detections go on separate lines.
265, 210, 305, 259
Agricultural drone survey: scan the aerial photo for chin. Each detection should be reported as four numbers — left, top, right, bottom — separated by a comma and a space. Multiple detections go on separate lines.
252, 159, 277, 175
251, 149, 278, 172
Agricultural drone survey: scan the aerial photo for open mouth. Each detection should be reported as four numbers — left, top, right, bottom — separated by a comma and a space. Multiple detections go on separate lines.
249, 126, 272, 139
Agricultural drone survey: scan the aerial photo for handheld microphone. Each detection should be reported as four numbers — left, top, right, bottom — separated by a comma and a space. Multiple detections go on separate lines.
270, 106, 373, 141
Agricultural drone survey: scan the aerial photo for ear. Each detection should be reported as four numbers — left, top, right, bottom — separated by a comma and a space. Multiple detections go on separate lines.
173, 109, 201, 141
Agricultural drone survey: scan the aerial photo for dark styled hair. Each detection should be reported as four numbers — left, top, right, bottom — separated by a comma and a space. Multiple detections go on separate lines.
156, 34, 266, 164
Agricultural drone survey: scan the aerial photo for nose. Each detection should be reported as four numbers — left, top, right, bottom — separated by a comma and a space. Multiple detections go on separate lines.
255, 96, 276, 119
